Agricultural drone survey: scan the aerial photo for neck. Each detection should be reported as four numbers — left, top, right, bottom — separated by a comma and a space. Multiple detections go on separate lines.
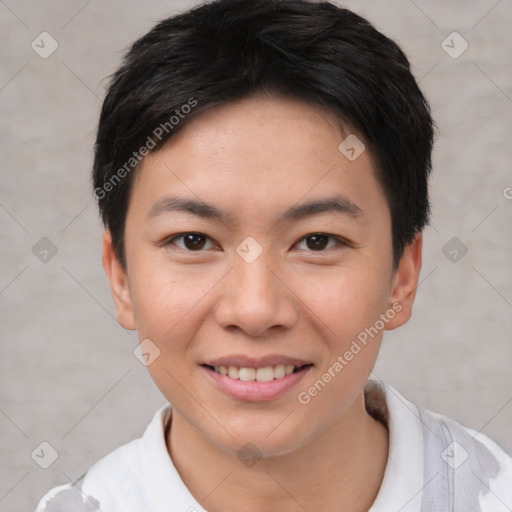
167, 391, 388, 512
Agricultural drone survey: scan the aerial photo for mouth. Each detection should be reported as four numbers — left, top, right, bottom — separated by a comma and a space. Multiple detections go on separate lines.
201, 363, 313, 382
200, 357, 314, 402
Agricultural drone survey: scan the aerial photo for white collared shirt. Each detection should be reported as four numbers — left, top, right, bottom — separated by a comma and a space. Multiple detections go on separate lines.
36, 381, 512, 511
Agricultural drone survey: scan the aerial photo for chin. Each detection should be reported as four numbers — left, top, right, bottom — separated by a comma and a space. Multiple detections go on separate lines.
207, 413, 317, 460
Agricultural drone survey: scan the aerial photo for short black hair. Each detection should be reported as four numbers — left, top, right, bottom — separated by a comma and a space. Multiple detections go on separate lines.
92, 0, 435, 269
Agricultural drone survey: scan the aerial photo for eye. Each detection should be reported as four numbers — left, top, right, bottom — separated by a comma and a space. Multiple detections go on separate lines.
165, 232, 217, 251
294, 233, 346, 251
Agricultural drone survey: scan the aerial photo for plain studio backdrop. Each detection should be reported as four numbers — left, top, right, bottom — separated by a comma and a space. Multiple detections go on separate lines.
1, 1, 511, 510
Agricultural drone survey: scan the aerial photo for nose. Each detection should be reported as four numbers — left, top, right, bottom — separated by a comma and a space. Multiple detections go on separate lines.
214, 255, 299, 337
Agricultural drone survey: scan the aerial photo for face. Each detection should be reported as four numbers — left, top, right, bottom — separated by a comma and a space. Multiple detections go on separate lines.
103, 95, 421, 457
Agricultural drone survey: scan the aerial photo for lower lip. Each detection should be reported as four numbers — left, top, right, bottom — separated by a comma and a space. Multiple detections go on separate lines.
202, 365, 312, 402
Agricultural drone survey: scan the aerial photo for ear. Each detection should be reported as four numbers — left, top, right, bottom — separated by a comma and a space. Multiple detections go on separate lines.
102, 230, 136, 330
385, 233, 423, 331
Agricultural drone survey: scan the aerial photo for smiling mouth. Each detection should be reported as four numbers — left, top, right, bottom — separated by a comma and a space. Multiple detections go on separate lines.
202, 363, 313, 382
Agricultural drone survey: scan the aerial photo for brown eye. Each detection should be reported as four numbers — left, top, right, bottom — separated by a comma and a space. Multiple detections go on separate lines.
305, 234, 330, 250
185, 234, 206, 250
166, 233, 215, 251
294, 233, 350, 252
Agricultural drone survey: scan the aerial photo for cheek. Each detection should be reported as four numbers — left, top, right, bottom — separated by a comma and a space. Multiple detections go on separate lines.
293, 268, 388, 420
128, 264, 213, 400
128, 255, 220, 337
292, 263, 391, 344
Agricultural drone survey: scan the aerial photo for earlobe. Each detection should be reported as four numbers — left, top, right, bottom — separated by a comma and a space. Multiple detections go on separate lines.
102, 230, 136, 330
385, 234, 423, 331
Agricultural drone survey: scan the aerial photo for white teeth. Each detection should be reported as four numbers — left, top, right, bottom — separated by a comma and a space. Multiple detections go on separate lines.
211, 363, 308, 381
274, 365, 285, 379
239, 367, 256, 381
228, 366, 239, 379
256, 366, 274, 382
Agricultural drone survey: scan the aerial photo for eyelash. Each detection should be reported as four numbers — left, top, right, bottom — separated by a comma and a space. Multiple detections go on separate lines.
163, 232, 350, 252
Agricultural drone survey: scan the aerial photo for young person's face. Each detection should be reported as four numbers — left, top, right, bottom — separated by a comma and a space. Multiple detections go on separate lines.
104, 95, 421, 457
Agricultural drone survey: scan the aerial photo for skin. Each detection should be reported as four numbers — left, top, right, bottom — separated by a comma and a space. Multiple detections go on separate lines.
103, 94, 422, 511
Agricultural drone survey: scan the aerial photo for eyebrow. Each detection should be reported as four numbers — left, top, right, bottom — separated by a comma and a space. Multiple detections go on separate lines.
146, 194, 363, 223
147, 196, 226, 220
279, 195, 362, 221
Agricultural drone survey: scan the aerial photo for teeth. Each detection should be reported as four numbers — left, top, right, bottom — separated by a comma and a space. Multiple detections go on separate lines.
239, 367, 256, 381
274, 365, 285, 379
212, 363, 306, 381
256, 366, 274, 382
228, 366, 239, 379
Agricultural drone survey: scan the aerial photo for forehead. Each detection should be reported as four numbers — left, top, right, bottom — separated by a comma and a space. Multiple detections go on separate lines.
129, 94, 388, 226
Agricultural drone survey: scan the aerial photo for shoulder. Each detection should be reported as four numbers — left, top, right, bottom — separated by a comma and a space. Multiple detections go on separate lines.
396, 385, 512, 512
420, 405, 512, 509
35, 404, 176, 511
367, 381, 512, 512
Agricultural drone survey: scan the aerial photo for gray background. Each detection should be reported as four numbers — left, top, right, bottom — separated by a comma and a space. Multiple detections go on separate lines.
1, 0, 511, 510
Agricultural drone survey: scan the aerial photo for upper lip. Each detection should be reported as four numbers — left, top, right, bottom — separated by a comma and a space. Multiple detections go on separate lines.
202, 355, 313, 368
